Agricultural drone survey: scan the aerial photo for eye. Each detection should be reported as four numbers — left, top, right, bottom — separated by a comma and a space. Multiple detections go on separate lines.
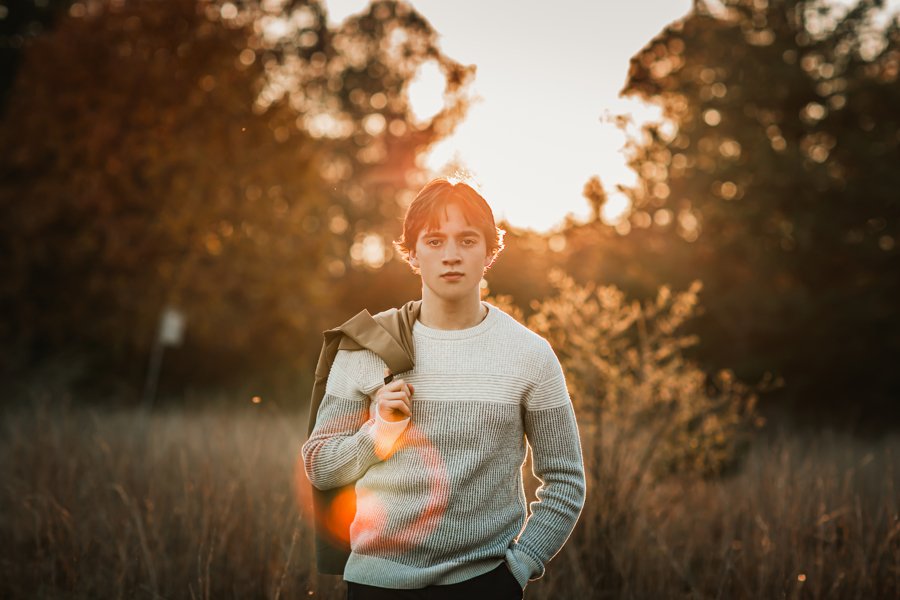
426, 239, 441, 246
462, 239, 477, 246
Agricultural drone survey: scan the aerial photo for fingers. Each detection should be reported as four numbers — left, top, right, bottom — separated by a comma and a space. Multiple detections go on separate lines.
379, 398, 411, 419
381, 378, 413, 397
377, 393, 411, 421
377, 370, 414, 422
380, 388, 412, 403
379, 389, 411, 403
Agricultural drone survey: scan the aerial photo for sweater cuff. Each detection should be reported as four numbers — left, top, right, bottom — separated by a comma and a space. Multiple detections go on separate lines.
369, 411, 410, 459
505, 542, 544, 589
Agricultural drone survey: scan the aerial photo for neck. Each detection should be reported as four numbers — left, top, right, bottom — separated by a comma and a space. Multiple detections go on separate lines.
418, 291, 487, 330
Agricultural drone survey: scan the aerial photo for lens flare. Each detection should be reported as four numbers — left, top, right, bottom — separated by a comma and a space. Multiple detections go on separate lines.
295, 410, 450, 555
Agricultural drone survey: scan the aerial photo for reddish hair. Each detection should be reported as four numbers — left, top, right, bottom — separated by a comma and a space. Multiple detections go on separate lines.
393, 178, 506, 273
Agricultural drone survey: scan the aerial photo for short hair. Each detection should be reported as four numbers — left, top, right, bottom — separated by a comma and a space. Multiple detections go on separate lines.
393, 177, 506, 274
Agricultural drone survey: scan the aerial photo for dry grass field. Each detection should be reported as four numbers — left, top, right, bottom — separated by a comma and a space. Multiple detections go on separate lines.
0, 395, 897, 599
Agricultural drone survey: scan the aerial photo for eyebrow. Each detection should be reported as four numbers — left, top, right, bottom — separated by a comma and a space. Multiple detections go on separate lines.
422, 230, 482, 239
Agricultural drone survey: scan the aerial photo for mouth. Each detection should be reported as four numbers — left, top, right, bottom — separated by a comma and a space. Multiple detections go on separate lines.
441, 272, 464, 280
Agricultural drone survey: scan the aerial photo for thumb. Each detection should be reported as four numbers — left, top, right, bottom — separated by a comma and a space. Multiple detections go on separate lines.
408, 383, 415, 395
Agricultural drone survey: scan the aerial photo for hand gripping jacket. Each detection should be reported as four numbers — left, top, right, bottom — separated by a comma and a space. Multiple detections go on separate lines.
305, 299, 422, 574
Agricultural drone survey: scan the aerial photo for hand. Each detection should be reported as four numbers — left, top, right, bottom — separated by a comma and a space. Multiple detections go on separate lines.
375, 368, 414, 422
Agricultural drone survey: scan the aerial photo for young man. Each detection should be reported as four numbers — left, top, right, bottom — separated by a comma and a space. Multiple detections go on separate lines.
302, 178, 586, 599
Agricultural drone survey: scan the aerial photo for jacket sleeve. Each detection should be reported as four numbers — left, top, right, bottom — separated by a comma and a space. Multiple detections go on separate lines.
505, 344, 586, 588
302, 349, 409, 490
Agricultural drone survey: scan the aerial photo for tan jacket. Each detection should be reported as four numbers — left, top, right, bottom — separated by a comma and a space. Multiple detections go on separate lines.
305, 299, 422, 574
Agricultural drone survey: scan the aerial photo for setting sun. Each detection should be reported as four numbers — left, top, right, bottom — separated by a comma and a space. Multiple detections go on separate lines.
326, 0, 693, 232
407, 59, 445, 125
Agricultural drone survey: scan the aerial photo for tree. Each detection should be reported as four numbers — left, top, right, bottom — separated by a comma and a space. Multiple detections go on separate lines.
0, 0, 74, 113
617, 0, 900, 425
0, 0, 474, 391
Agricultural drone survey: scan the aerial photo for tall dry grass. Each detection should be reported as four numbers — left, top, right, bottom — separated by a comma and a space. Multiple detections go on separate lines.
541, 419, 899, 599
0, 394, 897, 599
0, 394, 324, 600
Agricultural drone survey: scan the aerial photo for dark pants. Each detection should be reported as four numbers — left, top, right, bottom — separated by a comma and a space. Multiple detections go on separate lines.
346, 563, 524, 599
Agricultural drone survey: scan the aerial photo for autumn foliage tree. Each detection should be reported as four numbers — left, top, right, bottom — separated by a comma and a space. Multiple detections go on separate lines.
613, 0, 900, 425
0, 0, 473, 391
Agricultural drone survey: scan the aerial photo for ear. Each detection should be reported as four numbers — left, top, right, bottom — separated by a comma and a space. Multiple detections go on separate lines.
409, 250, 419, 268
483, 249, 494, 269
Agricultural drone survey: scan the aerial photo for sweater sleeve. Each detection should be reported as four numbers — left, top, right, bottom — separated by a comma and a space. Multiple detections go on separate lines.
302, 349, 410, 490
505, 345, 586, 589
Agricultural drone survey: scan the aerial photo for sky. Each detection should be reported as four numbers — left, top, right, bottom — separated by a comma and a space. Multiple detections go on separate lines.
325, 0, 694, 233
325, 0, 900, 234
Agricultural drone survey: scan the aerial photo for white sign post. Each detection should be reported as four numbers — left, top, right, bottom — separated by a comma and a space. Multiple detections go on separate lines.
142, 307, 186, 409
158, 308, 186, 346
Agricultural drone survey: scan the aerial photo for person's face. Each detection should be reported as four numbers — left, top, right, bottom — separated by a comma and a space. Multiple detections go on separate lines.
409, 203, 493, 303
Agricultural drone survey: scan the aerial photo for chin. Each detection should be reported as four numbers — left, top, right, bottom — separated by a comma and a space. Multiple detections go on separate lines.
426, 281, 474, 301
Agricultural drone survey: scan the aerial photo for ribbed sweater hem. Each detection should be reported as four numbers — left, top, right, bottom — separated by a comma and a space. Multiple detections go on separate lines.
343, 553, 505, 589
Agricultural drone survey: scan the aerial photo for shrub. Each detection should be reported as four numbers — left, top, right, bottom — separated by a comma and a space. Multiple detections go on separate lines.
489, 269, 766, 477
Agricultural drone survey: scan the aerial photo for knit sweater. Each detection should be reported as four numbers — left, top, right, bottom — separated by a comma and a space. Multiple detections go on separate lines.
301, 301, 586, 589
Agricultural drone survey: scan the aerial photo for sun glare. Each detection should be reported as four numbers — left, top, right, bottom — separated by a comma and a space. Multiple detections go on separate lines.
321, 0, 702, 233
407, 60, 445, 125
601, 193, 632, 226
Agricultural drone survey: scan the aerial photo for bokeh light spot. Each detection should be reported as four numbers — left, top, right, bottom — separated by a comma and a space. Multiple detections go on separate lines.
703, 109, 722, 126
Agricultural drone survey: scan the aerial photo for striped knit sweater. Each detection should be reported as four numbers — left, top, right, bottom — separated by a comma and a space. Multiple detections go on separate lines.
301, 301, 586, 589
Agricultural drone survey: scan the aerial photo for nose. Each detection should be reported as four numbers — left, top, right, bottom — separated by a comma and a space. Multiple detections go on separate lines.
442, 240, 461, 264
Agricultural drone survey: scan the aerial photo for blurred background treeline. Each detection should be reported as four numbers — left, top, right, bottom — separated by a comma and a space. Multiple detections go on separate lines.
1, 1, 899, 598
0, 0, 474, 394
1, 0, 899, 431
